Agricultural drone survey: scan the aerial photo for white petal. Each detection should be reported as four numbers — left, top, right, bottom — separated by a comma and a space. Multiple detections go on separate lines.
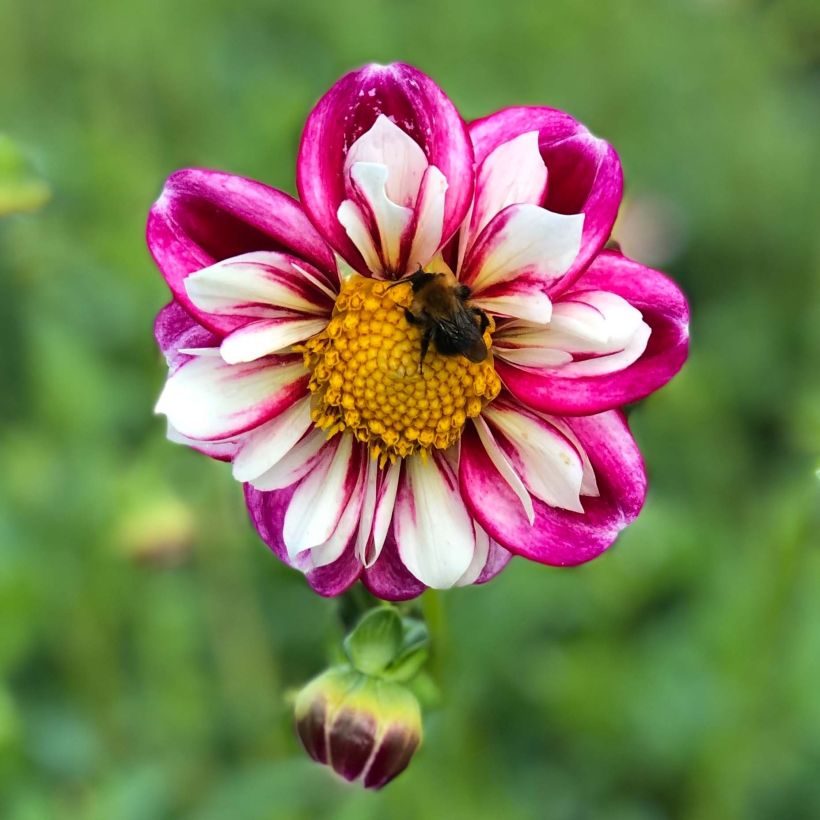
166, 422, 240, 460
472, 415, 534, 524
309, 460, 367, 569
366, 457, 401, 567
492, 345, 572, 368
541, 414, 600, 498
220, 317, 327, 363
283, 435, 357, 557
184, 251, 330, 317
466, 131, 548, 252
349, 162, 414, 271
250, 427, 328, 491
467, 204, 584, 293
393, 455, 475, 589
407, 165, 448, 270
338, 199, 384, 274
231, 396, 313, 482
561, 321, 651, 376
483, 404, 585, 513
494, 291, 651, 377
455, 524, 490, 587
345, 114, 428, 208
155, 354, 306, 441
355, 457, 380, 565
471, 290, 553, 325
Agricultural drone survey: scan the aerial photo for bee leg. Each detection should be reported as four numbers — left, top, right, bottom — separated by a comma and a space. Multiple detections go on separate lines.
418, 327, 433, 373
472, 307, 490, 333
404, 308, 421, 325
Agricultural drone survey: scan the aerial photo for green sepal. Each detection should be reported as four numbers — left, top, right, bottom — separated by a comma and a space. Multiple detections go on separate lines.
343, 606, 403, 675
382, 617, 430, 682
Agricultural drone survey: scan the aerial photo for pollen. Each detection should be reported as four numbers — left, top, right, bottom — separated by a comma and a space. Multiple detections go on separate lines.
296, 275, 501, 463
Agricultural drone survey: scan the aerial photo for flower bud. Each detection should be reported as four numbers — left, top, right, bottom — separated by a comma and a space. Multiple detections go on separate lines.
294, 665, 422, 789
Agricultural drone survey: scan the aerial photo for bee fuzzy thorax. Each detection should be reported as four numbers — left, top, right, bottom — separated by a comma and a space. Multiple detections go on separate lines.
297, 275, 500, 463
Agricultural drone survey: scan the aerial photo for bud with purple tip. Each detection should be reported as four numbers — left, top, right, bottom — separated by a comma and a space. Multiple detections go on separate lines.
294, 607, 427, 788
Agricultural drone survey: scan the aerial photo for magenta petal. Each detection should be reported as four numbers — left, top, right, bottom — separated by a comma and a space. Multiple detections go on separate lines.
147, 169, 337, 334
476, 540, 513, 584
362, 533, 427, 602
244, 482, 362, 597
497, 250, 690, 415
469, 107, 622, 292
459, 411, 646, 566
297, 63, 474, 271
154, 300, 219, 372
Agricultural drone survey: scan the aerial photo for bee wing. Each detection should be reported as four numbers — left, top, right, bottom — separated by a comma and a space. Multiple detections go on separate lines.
434, 305, 488, 362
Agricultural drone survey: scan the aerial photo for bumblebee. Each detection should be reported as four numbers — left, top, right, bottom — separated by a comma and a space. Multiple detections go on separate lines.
389, 268, 490, 371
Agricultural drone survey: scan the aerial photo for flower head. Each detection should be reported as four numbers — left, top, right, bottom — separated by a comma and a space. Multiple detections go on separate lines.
294, 666, 422, 789
150, 63, 689, 599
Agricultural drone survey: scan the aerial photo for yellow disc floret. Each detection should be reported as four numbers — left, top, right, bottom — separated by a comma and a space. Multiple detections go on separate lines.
297, 274, 501, 463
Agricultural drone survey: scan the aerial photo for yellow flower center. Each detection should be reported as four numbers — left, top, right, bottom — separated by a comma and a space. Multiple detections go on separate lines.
297, 274, 501, 463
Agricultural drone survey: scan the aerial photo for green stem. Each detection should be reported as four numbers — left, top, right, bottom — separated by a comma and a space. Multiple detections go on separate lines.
421, 589, 447, 685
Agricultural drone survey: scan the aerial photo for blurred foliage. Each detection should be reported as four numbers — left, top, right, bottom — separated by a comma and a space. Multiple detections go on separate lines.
0, 0, 818, 818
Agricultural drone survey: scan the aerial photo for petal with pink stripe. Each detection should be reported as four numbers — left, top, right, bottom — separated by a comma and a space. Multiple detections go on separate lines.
392, 454, 476, 588
283, 435, 360, 559
147, 169, 337, 333
496, 250, 689, 414
245, 481, 362, 597
460, 410, 646, 567
482, 401, 586, 513
298, 63, 473, 273
469, 107, 623, 294
459, 130, 548, 265
154, 351, 308, 441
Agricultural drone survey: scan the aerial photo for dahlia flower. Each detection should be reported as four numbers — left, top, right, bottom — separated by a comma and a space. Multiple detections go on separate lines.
150, 62, 689, 599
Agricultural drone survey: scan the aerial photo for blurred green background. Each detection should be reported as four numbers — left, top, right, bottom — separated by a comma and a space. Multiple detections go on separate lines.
1, 0, 819, 818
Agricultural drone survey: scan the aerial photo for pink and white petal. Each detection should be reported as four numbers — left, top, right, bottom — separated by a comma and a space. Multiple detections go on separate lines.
470, 278, 555, 325
344, 114, 428, 208
462, 204, 584, 297
471, 415, 534, 524
220, 317, 327, 364
469, 107, 623, 292
362, 531, 427, 602
147, 169, 337, 332
492, 290, 649, 376
482, 402, 585, 513
356, 457, 401, 567
250, 427, 329, 491
453, 525, 513, 587
406, 166, 448, 271
348, 162, 414, 271
154, 352, 308, 441
454, 523, 490, 587
392, 454, 476, 588
154, 301, 219, 372
231, 395, 313, 483
337, 199, 384, 275
475, 539, 513, 584
459, 410, 646, 566
546, 415, 600, 497
245, 483, 362, 597
184, 251, 335, 327
497, 250, 689, 414
166, 423, 240, 462
308, 454, 367, 569
298, 63, 474, 271
461, 130, 548, 259
492, 345, 572, 368
282, 434, 360, 559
